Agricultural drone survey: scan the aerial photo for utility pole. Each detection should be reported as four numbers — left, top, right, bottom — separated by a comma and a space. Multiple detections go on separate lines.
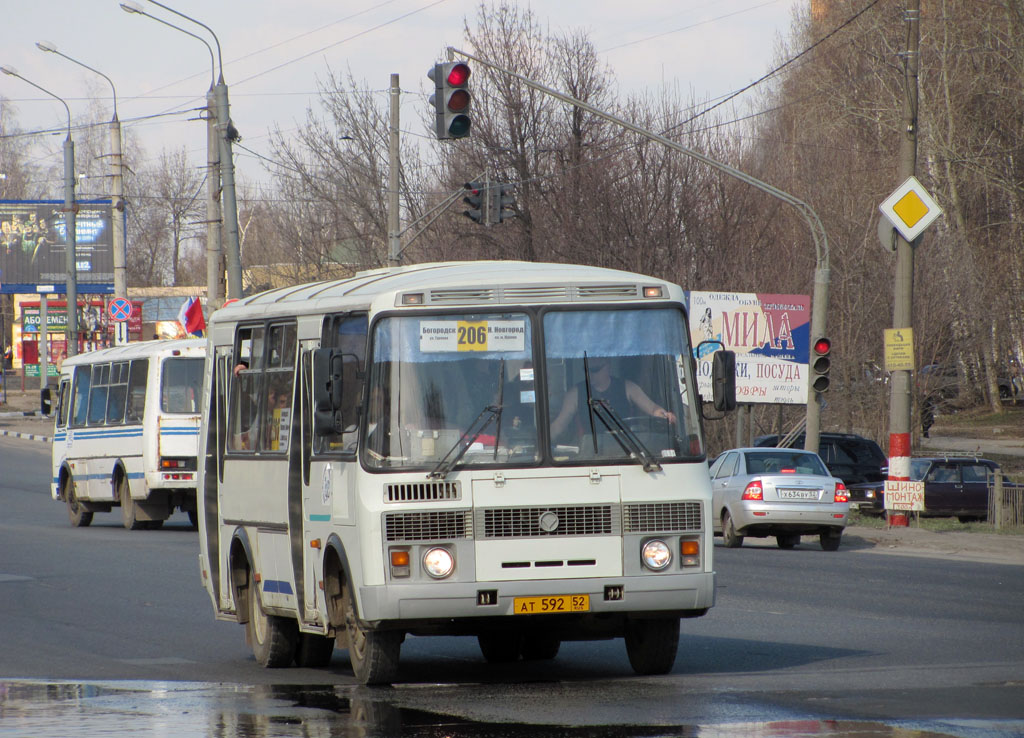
387, 73, 401, 267
206, 89, 224, 310
886, 0, 921, 527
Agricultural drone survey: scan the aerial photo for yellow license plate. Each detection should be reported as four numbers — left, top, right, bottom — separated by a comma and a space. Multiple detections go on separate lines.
513, 594, 590, 614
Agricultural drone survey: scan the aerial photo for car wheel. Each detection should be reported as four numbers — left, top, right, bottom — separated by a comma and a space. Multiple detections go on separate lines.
820, 529, 842, 551
722, 511, 744, 548
776, 534, 799, 549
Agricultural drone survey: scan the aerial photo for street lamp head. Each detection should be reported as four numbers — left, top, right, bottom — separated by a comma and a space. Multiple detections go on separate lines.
120, 1, 144, 14
36, 40, 58, 53
1, 65, 19, 76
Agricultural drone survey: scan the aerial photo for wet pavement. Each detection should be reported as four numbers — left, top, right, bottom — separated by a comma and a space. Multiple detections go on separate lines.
2, 680, 1022, 738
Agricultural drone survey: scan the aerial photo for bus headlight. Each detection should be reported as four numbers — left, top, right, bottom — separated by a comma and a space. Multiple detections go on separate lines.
422, 547, 455, 579
641, 539, 672, 571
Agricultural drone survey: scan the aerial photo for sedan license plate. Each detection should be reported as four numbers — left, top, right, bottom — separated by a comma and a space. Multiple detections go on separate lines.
777, 488, 819, 500
514, 594, 590, 614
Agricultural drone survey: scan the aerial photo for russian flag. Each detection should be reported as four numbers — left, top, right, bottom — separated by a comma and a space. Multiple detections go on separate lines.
177, 297, 206, 336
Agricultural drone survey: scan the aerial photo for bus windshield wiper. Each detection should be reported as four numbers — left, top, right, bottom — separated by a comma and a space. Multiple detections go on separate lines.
588, 398, 663, 473
428, 404, 502, 480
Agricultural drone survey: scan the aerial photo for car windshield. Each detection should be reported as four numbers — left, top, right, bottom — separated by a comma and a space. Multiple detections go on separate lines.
744, 451, 828, 476
362, 307, 703, 472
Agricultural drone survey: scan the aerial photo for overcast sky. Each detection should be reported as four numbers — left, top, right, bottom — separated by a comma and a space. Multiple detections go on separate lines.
1, 0, 804, 189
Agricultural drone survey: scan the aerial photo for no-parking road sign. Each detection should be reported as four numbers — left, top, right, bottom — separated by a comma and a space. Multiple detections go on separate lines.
108, 297, 133, 322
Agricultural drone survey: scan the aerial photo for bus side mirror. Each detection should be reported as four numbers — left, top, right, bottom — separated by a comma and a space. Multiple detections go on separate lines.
712, 350, 737, 412
312, 348, 346, 436
40, 386, 52, 416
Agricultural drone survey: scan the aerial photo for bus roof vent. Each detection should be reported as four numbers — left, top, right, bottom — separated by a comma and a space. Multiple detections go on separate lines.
386, 481, 462, 503
574, 284, 641, 300
501, 285, 571, 302
427, 288, 496, 304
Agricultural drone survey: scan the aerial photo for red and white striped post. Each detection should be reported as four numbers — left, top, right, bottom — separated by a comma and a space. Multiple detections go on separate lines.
887, 432, 911, 527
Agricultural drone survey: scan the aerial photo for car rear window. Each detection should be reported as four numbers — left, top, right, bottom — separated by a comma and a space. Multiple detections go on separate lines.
744, 451, 828, 476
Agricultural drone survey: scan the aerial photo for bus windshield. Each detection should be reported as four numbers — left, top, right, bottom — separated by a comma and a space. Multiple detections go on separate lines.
363, 307, 702, 471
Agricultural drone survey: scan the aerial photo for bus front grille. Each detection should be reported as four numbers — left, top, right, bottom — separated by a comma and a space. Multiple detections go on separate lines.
623, 501, 702, 533
478, 505, 617, 538
386, 481, 461, 503
384, 510, 472, 541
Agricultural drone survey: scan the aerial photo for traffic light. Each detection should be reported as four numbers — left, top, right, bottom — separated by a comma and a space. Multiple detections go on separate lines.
810, 337, 831, 393
428, 61, 471, 140
490, 183, 516, 224
463, 182, 486, 224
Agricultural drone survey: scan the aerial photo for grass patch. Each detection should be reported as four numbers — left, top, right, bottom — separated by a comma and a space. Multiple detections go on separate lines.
847, 511, 1023, 535
933, 405, 1024, 435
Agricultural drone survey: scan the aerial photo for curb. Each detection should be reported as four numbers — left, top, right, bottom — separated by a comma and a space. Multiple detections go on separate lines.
0, 428, 51, 443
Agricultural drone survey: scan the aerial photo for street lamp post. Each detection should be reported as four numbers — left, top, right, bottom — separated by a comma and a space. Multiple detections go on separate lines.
125, 0, 242, 301
1, 65, 79, 360
120, 1, 224, 309
36, 41, 128, 319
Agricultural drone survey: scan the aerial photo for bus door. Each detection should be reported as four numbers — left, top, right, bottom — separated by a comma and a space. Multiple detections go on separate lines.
51, 376, 72, 499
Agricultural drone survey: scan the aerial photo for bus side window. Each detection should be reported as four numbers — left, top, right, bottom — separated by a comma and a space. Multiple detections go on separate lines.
260, 323, 296, 453
106, 361, 129, 425
315, 313, 367, 455
87, 363, 110, 425
71, 366, 92, 427
126, 359, 149, 423
229, 326, 264, 452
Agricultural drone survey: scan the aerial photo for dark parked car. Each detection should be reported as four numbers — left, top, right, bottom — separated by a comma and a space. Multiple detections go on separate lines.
753, 432, 886, 486
847, 455, 1017, 522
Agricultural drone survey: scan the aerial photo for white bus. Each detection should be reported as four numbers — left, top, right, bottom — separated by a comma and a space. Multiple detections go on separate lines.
50, 338, 206, 529
196, 262, 735, 684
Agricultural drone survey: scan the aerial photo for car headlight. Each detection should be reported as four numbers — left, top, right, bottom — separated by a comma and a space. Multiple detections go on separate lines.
641, 539, 672, 571
422, 547, 455, 579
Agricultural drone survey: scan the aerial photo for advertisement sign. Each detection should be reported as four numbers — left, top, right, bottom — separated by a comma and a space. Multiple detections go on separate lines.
884, 479, 925, 511
0, 200, 114, 293
687, 291, 812, 405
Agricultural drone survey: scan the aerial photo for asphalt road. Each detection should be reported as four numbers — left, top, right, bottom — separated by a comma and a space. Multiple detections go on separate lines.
2, 434, 1023, 737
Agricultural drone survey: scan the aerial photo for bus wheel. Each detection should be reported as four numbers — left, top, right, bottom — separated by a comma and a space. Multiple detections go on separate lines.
478, 632, 522, 663
247, 577, 298, 668
118, 476, 145, 531
296, 633, 335, 668
64, 474, 93, 528
521, 633, 560, 661
624, 617, 679, 675
343, 585, 401, 684
187, 509, 199, 529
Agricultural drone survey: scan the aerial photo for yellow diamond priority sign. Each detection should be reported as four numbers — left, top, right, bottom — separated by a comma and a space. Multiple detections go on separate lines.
879, 176, 943, 242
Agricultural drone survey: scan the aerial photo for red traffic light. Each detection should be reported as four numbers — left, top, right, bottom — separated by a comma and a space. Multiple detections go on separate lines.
447, 63, 470, 86
813, 337, 831, 355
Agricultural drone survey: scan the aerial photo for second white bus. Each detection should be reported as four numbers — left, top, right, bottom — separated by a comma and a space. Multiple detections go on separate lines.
50, 338, 205, 529
197, 261, 734, 683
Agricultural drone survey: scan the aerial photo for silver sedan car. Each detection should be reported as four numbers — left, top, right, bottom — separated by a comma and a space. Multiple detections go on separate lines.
708, 447, 849, 550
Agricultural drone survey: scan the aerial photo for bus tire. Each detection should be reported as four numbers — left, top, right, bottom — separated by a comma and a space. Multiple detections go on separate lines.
247, 577, 298, 668
343, 585, 401, 684
296, 633, 335, 668
521, 633, 560, 661
187, 509, 199, 529
624, 617, 679, 675
118, 475, 145, 531
64, 473, 93, 528
478, 632, 522, 663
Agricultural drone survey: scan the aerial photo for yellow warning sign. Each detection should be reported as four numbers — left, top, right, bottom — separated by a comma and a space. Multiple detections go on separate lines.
884, 328, 915, 372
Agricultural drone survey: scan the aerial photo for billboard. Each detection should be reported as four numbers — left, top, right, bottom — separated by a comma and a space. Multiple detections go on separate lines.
686, 291, 812, 405
0, 199, 114, 293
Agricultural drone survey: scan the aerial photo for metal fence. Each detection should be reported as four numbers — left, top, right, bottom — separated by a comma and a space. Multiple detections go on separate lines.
989, 472, 1024, 529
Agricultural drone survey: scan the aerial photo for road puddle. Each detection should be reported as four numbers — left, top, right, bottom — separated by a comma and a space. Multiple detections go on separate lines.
0, 680, 1017, 737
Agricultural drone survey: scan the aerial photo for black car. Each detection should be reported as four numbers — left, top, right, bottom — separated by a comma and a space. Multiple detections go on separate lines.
847, 455, 1017, 522
753, 432, 886, 486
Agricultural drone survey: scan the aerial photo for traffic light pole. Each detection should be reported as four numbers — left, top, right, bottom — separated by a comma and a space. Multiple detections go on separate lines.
448, 47, 831, 451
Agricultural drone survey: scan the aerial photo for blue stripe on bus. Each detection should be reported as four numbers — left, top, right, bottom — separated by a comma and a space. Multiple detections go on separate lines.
309, 514, 331, 522
261, 580, 294, 595
68, 430, 145, 439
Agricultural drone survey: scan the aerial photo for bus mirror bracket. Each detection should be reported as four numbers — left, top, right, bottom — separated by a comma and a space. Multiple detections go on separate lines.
313, 348, 345, 436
